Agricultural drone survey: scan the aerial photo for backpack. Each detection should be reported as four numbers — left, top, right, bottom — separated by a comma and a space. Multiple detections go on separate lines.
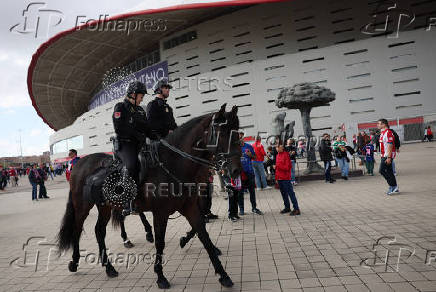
390, 129, 401, 149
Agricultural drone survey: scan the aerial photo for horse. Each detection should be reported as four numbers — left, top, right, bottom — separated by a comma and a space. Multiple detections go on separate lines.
57, 104, 241, 289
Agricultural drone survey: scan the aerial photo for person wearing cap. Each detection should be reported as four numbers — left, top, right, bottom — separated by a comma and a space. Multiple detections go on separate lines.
146, 79, 177, 139
113, 81, 151, 215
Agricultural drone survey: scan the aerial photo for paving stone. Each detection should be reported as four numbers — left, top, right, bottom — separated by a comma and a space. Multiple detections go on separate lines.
1, 143, 436, 292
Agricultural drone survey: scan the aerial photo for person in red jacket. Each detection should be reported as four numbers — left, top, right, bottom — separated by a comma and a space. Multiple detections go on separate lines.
251, 136, 272, 191
274, 144, 300, 216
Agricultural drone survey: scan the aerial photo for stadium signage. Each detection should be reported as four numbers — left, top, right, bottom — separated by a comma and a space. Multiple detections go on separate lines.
88, 61, 168, 110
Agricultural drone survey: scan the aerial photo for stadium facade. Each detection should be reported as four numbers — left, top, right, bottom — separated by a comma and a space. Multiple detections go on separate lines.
26, 0, 436, 163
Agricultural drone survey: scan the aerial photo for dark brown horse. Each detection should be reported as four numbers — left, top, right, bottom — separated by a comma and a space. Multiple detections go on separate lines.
57, 104, 241, 289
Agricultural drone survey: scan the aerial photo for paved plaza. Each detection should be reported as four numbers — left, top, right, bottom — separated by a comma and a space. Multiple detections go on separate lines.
1, 142, 436, 292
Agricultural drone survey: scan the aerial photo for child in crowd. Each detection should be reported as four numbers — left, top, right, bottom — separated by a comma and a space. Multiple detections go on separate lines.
363, 141, 375, 176
222, 169, 242, 222
274, 144, 300, 216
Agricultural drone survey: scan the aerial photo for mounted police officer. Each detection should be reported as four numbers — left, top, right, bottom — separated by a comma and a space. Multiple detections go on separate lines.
112, 81, 150, 215
146, 79, 177, 139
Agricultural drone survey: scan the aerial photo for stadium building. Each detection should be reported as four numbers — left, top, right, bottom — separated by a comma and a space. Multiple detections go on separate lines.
26, 0, 436, 163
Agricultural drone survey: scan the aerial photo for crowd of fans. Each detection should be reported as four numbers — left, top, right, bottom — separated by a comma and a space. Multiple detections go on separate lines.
0, 163, 68, 197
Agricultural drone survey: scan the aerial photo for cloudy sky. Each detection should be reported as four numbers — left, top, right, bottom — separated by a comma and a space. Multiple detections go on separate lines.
0, 0, 226, 157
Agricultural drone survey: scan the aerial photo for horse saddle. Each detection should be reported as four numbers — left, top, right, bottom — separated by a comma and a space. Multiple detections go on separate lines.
82, 158, 121, 206
138, 138, 160, 185
83, 159, 137, 208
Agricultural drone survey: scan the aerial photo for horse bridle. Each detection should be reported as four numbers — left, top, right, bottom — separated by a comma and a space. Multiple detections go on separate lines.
158, 114, 240, 180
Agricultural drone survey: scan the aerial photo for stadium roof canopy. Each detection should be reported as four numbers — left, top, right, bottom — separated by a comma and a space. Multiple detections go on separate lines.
27, 0, 287, 131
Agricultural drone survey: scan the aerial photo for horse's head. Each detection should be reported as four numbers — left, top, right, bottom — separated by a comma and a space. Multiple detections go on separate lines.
206, 103, 241, 179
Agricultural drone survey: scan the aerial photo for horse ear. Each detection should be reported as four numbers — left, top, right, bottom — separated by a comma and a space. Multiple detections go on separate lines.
218, 103, 227, 115
215, 103, 226, 121
231, 105, 238, 115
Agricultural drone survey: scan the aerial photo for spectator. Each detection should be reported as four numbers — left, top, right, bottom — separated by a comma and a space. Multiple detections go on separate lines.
423, 126, 433, 142
297, 139, 305, 158
66, 149, 80, 181
1, 168, 8, 189
332, 135, 349, 180
37, 164, 50, 199
363, 141, 375, 176
224, 170, 242, 222
28, 164, 40, 200
319, 133, 335, 183
275, 144, 301, 215
0, 167, 5, 191
377, 118, 399, 195
239, 133, 263, 215
46, 164, 54, 180
285, 138, 298, 185
9, 168, 18, 187
251, 136, 271, 190
374, 130, 381, 153
264, 146, 275, 176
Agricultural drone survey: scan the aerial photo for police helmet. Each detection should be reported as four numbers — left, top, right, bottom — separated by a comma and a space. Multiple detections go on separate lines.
126, 81, 147, 96
153, 78, 173, 94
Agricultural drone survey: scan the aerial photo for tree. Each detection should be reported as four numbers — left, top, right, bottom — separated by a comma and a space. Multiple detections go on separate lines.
276, 82, 336, 174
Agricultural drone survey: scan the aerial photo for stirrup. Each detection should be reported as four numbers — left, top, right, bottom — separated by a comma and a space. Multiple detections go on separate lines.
122, 201, 138, 216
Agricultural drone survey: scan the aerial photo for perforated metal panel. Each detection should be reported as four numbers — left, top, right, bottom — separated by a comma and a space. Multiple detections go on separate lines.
50, 0, 436, 160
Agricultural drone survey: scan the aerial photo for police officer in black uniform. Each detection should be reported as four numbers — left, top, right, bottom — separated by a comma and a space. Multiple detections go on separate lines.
146, 79, 177, 139
113, 81, 150, 215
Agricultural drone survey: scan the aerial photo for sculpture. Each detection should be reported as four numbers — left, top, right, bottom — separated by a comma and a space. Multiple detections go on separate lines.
276, 82, 336, 174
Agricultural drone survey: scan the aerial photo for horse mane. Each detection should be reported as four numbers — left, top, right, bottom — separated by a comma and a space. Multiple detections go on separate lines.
166, 113, 213, 145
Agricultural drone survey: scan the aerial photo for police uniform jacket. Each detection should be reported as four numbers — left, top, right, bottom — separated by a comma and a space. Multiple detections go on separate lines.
146, 97, 177, 138
113, 99, 150, 143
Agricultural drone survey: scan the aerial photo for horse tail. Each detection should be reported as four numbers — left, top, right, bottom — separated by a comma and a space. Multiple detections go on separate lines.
111, 209, 123, 229
57, 190, 75, 253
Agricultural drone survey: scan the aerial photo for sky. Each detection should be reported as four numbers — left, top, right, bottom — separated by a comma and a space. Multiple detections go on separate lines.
0, 0, 227, 157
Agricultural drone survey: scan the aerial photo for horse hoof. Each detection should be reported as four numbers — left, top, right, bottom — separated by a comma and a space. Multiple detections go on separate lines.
68, 261, 78, 272
124, 240, 134, 248
214, 247, 222, 256
219, 275, 234, 287
106, 265, 119, 278
157, 277, 170, 289
146, 232, 154, 243
180, 237, 188, 249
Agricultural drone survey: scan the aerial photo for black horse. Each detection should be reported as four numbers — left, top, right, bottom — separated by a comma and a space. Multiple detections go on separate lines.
57, 104, 241, 289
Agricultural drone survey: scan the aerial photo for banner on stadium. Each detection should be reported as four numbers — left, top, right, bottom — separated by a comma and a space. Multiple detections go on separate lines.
88, 61, 168, 110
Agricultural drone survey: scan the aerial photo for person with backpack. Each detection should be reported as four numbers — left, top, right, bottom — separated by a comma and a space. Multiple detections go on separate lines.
377, 119, 399, 195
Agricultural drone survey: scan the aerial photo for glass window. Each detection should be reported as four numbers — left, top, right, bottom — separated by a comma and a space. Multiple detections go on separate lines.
51, 140, 67, 155
50, 136, 83, 155
67, 136, 83, 150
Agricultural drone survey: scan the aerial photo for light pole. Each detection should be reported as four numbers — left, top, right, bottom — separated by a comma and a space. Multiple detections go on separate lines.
19, 129, 23, 168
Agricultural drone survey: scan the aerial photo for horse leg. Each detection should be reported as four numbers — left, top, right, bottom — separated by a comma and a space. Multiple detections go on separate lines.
153, 213, 170, 289
120, 217, 134, 248
179, 228, 195, 248
139, 212, 154, 243
96, 206, 118, 278
185, 209, 232, 287
68, 207, 89, 272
